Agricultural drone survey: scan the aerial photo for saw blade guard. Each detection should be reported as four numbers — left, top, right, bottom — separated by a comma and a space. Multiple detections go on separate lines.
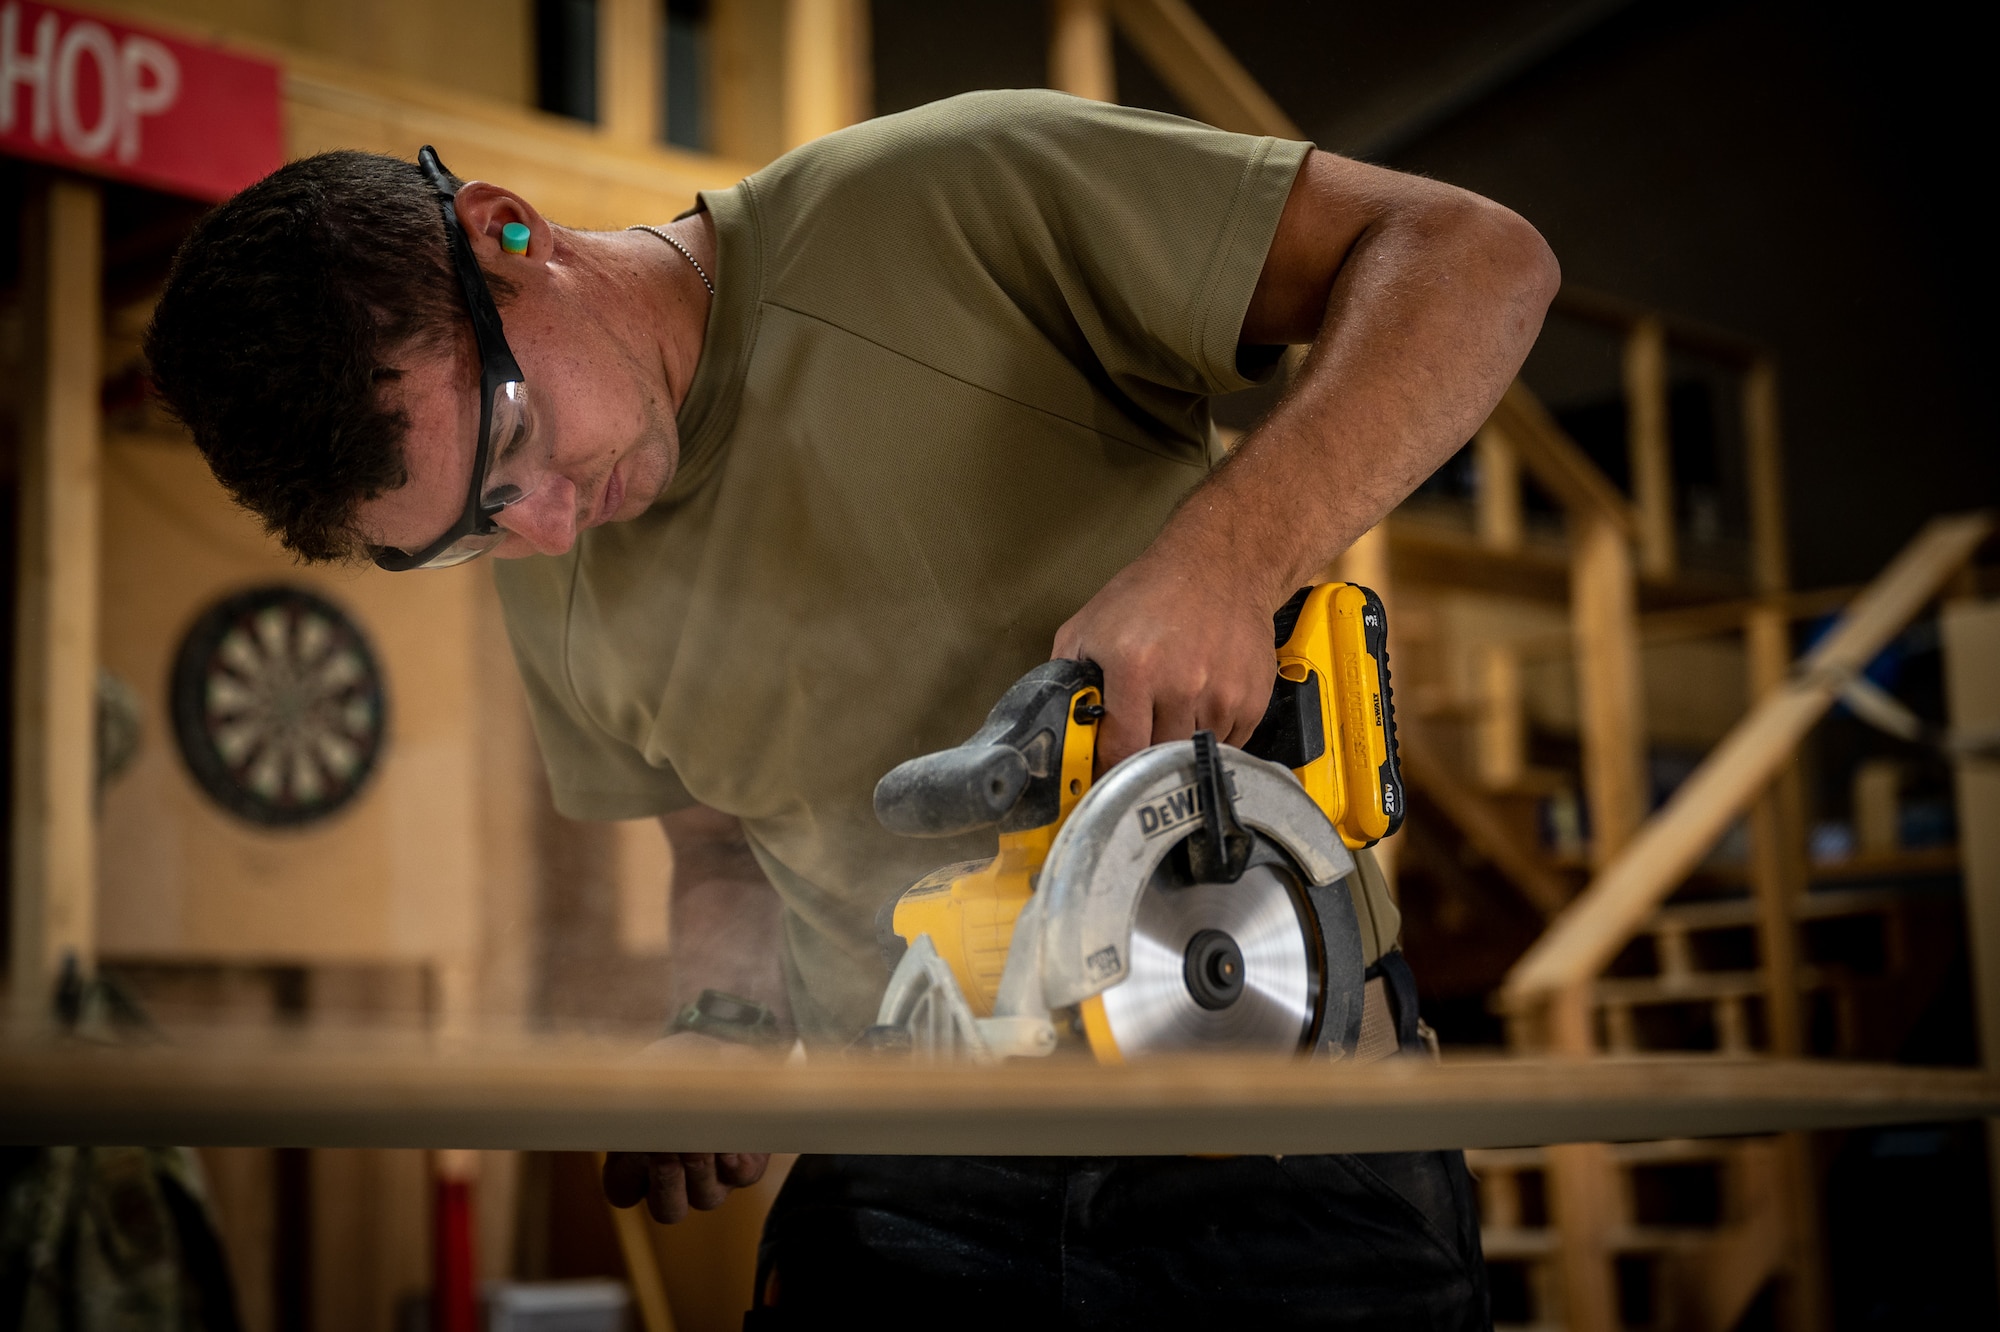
1033, 743, 1366, 1060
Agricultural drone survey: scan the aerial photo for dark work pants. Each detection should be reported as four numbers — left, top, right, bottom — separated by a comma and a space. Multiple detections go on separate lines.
747, 1148, 1489, 1329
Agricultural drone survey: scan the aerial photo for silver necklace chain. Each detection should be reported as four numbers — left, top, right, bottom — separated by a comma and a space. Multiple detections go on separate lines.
628, 224, 714, 296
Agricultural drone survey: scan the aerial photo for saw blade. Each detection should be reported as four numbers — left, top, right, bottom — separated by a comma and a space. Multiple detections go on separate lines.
1091, 860, 1316, 1058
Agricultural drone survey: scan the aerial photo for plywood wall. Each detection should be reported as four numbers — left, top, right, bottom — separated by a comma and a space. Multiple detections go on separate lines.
96, 435, 484, 972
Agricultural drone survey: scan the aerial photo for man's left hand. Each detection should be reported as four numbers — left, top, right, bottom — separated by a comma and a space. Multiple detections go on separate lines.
603, 1150, 771, 1224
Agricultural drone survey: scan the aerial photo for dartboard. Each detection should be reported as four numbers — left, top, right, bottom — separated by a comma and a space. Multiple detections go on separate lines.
171, 586, 387, 827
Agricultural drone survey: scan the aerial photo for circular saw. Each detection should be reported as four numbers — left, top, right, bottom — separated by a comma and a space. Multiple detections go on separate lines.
869, 583, 1402, 1064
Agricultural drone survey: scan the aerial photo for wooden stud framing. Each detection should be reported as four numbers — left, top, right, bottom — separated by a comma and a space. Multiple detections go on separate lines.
1476, 642, 1527, 791
1488, 382, 1640, 538
1506, 512, 1994, 1002
782, 0, 870, 150
1474, 422, 1524, 553
1942, 598, 2000, 1299
1744, 357, 1789, 597
1745, 605, 1806, 1058
1623, 316, 1675, 579
9, 177, 103, 1027
1548, 1141, 1620, 1331
1048, 0, 1115, 102
710, 0, 787, 165
1569, 513, 1648, 869
601, 0, 663, 146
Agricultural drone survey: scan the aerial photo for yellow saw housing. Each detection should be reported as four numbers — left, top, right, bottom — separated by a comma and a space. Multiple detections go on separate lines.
880, 582, 1402, 1042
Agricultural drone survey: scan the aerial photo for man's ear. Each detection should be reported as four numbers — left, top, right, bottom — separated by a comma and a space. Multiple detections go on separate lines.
453, 181, 552, 265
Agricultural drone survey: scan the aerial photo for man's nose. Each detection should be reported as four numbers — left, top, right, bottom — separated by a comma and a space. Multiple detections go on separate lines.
494, 476, 579, 556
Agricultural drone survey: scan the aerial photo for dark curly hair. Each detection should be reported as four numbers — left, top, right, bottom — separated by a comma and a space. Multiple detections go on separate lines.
145, 150, 514, 562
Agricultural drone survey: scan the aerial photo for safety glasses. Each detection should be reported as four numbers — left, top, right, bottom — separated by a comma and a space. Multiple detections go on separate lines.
370, 146, 552, 571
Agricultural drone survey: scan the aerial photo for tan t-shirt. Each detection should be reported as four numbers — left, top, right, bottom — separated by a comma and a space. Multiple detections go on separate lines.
495, 90, 1397, 1042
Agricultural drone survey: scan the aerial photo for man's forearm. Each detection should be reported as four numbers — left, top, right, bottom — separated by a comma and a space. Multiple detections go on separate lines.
658, 807, 792, 1024
1171, 184, 1559, 607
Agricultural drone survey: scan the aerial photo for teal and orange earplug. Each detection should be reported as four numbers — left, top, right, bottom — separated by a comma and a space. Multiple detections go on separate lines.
501, 222, 531, 255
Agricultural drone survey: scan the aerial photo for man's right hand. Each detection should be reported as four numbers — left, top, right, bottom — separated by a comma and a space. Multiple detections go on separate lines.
603, 1150, 771, 1224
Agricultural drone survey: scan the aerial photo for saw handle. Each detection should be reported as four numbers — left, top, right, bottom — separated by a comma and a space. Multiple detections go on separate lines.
875, 659, 1104, 838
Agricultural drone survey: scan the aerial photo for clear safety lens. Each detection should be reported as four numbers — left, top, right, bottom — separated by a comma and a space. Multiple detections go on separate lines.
478, 380, 549, 515
376, 380, 550, 571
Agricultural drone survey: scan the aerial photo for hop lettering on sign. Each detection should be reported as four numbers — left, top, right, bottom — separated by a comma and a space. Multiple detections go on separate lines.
1, 3, 180, 164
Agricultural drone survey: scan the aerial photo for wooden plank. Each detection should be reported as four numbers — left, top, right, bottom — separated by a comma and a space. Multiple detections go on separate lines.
1942, 597, 2000, 1301
1106, 0, 1301, 138
1746, 605, 1806, 1058
80, 2, 752, 225
1476, 642, 1527, 790
1623, 317, 1675, 579
1475, 422, 1525, 553
782, 0, 870, 150
282, 60, 749, 232
1, 1045, 1994, 1155
1489, 381, 1640, 538
9, 178, 103, 1028
1551, 284, 1767, 365
1570, 513, 1647, 867
1048, 0, 1116, 102
1505, 513, 1994, 1002
1386, 520, 1573, 604
1744, 357, 1790, 597
1548, 1140, 1619, 1331
1637, 586, 1856, 648
601, 0, 663, 146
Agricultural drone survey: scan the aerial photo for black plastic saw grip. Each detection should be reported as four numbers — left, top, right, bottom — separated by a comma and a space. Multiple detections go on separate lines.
874, 659, 1104, 838
873, 745, 1031, 837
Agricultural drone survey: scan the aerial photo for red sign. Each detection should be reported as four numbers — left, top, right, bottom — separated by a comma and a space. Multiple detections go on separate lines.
2, 1, 281, 201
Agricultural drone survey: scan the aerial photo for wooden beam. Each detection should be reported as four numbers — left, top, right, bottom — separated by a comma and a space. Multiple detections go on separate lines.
1048, 0, 1115, 102
1570, 513, 1647, 868
1488, 381, 1640, 538
1551, 283, 1767, 365
1635, 585, 1857, 647
1474, 423, 1524, 553
281, 60, 748, 231
1106, 0, 1302, 138
1744, 357, 1790, 597
1624, 316, 1675, 579
601, 0, 663, 146
9, 177, 103, 1027
1504, 512, 1996, 1003
1547, 1141, 1620, 1332
1476, 642, 1527, 791
711, 0, 787, 164
2, 1045, 1995, 1156
782, 0, 870, 150
1745, 606, 1806, 1058
1942, 597, 2000, 1301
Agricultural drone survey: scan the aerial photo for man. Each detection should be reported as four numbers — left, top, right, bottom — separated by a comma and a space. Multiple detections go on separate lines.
147, 90, 1556, 1326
